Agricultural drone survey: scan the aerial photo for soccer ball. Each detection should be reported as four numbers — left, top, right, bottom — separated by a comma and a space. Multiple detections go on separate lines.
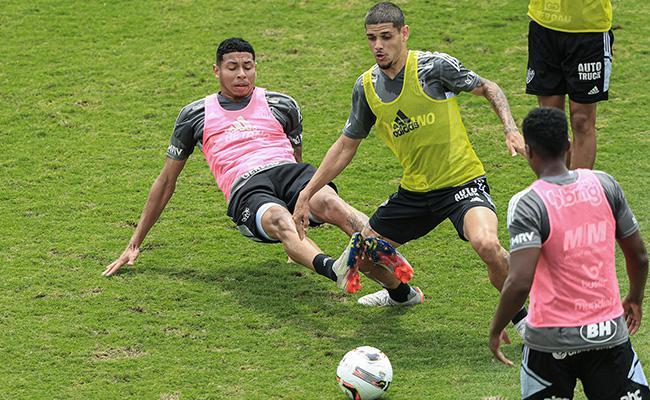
336, 346, 393, 400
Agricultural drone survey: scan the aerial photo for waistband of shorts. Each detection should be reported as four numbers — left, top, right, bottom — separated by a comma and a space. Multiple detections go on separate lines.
229, 161, 296, 201
397, 175, 486, 196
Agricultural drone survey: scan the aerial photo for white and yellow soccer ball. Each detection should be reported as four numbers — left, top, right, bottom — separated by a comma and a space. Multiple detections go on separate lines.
336, 346, 393, 400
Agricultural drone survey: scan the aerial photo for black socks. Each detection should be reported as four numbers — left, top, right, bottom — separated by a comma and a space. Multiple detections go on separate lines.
313, 253, 337, 282
387, 282, 411, 303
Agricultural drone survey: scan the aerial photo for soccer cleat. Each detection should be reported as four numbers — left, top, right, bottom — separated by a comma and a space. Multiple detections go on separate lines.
363, 237, 414, 283
333, 232, 364, 294
357, 286, 424, 307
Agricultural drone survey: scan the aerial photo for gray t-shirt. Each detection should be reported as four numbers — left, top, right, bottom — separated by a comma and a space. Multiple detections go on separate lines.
166, 90, 303, 160
342, 51, 481, 139
507, 170, 639, 352
507, 170, 638, 252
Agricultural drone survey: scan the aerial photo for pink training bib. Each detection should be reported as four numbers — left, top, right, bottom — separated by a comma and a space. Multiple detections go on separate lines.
202, 87, 296, 201
528, 169, 623, 328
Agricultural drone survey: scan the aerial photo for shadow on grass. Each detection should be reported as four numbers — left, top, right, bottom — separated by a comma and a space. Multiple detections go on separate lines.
127, 255, 495, 372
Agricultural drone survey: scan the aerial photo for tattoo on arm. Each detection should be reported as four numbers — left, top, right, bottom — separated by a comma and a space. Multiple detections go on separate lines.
479, 78, 518, 134
346, 213, 367, 233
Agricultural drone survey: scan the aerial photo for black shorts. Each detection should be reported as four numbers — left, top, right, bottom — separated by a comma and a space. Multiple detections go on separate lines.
521, 340, 650, 399
526, 20, 613, 104
368, 176, 496, 244
226, 163, 336, 243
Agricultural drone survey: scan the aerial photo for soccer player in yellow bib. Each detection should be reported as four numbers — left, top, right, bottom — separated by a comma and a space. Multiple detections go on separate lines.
293, 1, 526, 328
526, 0, 614, 169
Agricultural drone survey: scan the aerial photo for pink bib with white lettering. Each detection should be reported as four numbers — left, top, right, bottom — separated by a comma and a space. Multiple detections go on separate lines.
528, 169, 622, 328
202, 87, 296, 201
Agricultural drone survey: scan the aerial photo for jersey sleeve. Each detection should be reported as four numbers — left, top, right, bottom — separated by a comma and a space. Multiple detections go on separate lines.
167, 99, 205, 160
507, 188, 546, 252
266, 91, 303, 146
424, 52, 481, 94
342, 75, 376, 139
595, 171, 640, 238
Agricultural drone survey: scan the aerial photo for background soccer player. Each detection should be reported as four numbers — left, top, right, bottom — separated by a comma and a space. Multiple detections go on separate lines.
489, 107, 649, 399
526, 0, 614, 169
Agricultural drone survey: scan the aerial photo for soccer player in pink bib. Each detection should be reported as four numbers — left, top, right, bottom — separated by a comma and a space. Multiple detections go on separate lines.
103, 38, 412, 296
489, 107, 649, 399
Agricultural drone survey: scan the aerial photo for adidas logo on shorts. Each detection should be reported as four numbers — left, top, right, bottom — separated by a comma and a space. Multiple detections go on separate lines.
588, 86, 600, 95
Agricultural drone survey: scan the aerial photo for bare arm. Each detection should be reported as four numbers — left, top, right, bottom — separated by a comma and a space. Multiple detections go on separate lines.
618, 231, 648, 334
292, 135, 362, 239
489, 247, 539, 365
293, 143, 303, 163
471, 77, 524, 156
103, 157, 187, 276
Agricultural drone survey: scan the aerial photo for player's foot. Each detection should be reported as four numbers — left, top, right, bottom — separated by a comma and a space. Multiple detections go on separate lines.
363, 237, 414, 283
514, 318, 527, 338
333, 232, 363, 294
357, 286, 424, 307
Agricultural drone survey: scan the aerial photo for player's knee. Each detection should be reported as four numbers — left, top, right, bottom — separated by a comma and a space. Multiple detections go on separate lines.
570, 112, 594, 135
470, 234, 501, 259
312, 193, 345, 221
266, 211, 296, 239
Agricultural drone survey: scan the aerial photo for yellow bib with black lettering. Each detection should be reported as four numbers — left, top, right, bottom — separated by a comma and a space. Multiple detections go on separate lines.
528, 0, 612, 32
362, 50, 484, 192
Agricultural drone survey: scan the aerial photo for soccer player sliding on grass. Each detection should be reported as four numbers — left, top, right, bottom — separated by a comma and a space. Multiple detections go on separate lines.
104, 38, 412, 296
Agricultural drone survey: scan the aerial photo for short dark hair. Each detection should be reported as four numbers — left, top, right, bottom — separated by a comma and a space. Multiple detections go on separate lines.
522, 107, 569, 159
216, 38, 255, 65
365, 2, 405, 29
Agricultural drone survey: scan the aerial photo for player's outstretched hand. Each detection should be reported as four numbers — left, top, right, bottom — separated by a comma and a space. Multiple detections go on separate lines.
489, 330, 513, 366
103, 244, 140, 277
623, 295, 643, 335
292, 192, 311, 241
505, 130, 525, 157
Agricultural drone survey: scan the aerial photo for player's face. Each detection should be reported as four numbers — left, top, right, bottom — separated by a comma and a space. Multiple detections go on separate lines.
365, 23, 409, 70
214, 52, 256, 100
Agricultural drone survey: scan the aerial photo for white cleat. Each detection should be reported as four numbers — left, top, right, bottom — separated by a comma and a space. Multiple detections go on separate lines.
332, 233, 363, 293
357, 286, 424, 307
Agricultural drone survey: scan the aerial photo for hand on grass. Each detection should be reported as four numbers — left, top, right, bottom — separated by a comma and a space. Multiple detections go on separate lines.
103, 244, 140, 277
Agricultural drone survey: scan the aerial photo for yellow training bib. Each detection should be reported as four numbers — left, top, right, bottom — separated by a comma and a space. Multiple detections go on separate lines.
362, 51, 485, 192
528, 0, 612, 32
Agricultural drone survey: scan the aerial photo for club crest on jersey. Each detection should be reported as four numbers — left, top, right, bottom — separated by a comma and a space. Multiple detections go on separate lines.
386, 109, 436, 137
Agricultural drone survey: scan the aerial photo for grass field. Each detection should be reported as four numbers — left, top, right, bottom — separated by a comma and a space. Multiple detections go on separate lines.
1, 0, 649, 399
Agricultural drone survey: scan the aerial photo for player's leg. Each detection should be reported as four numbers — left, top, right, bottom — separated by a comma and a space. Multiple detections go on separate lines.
228, 166, 360, 292
538, 95, 565, 109
568, 101, 597, 169
261, 204, 322, 268
307, 185, 408, 290
450, 177, 527, 334
356, 189, 437, 307
563, 30, 613, 169
259, 203, 362, 293
579, 340, 650, 400
462, 207, 508, 291
520, 346, 577, 399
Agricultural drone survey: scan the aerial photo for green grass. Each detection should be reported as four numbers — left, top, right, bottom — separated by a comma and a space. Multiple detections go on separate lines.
1, 0, 648, 399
